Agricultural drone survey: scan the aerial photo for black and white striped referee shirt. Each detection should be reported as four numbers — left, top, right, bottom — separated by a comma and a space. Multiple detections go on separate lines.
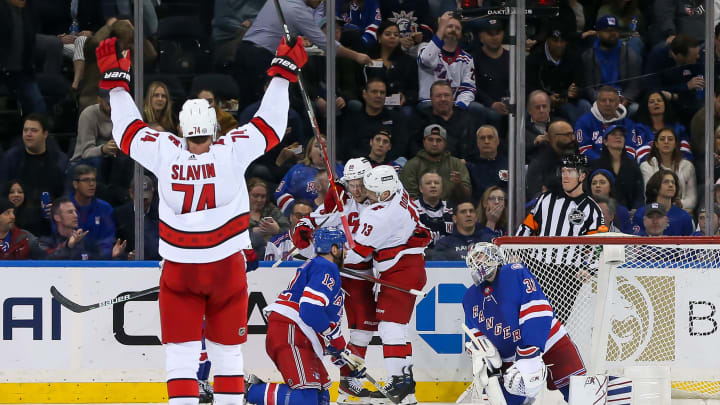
517, 191, 606, 237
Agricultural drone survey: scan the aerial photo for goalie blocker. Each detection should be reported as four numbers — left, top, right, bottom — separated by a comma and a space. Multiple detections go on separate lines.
461, 243, 587, 405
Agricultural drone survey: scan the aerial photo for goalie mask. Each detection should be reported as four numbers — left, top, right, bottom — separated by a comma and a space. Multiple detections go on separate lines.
179, 98, 218, 141
466, 242, 504, 286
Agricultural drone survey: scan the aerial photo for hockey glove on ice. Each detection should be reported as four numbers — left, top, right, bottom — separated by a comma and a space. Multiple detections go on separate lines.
291, 220, 314, 249
96, 37, 132, 92
407, 226, 432, 248
243, 248, 259, 272
267, 36, 308, 82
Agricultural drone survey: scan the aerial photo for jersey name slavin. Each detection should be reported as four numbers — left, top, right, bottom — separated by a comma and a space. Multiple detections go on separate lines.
171, 164, 217, 181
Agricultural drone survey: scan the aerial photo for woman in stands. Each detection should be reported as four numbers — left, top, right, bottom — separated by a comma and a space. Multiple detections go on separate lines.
634, 91, 692, 160
143, 81, 177, 134
586, 169, 633, 233
632, 169, 694, 236
248, 177, 290, 257
4, 179, 51, 237
476, 186, 507, 242
639, 127, 697, 213
363, 20, 419, 115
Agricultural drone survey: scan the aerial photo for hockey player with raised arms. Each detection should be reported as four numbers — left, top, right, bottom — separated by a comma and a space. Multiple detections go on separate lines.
342, 165, 432, 404
96, 34, 307, 404
292, 157, 377, 403
246, 227, 364, 405
462, 242, 586, 405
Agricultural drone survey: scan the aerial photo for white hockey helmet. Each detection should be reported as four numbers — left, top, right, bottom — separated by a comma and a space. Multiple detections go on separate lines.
342, 157, 373, 182
363, 165, 400, 201
466, 242, 505, 286
179, 98, 218, 140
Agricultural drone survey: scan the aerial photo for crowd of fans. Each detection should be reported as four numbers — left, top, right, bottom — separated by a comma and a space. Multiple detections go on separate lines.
1, 0, 720, 262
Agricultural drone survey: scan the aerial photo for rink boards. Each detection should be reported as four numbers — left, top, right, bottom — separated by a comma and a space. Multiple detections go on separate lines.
0, 261, 472, 403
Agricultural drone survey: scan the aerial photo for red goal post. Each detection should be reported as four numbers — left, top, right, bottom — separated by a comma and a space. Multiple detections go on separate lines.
494, 235, 720, 399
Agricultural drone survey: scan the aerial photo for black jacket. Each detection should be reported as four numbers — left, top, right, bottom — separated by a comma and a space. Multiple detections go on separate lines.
0, 0, 37, 72
589, 150, 646, 210
408, 106, 483, 162
338, 107, 409, 161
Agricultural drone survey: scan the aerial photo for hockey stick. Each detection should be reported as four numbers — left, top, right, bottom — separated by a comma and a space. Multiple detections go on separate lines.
50, 285, 159, 313
270, 0, 356, 249
460, 324, 507, 405
340, 352, 402, 404
340, 268, 427, 297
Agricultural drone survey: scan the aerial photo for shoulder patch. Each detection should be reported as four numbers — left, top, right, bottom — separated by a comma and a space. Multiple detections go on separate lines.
511, 263, 523, 269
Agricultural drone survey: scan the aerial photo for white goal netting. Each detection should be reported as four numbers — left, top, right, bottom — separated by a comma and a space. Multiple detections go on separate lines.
495, 235, 720, 400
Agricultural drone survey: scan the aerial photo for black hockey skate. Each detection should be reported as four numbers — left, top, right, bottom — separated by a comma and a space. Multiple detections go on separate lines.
243, 374, 265, 404
369, 366, 417, 405
198, 379, 213, 404
337, 376, 373, 404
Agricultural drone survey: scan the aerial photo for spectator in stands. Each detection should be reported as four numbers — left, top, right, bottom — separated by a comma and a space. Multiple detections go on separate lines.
363, 21, 419, 114
0, 197, 43, 259
526, 27, 589, 126
632, 169, 694, 236
4, 179, 51, 237
466, 125, 508, 204
0, 114, 67, 215
634, 91, 692, 160
72, 89, 117, 164
692, 205, 720, 236
112, 175, 160, 261
143, 81, 177, 135
265, 199, 314, 261
332, 0, 382, 50
595, 196, 625, 233
657, 35, 704, 123
596, 0, 647, 55
275, 136, 344, 216
588, 125, 645, 211
471, 17, 509, 129
587, 169, 633, 233
580, 16, 642, 104
409, 80, 484, 161
639, 127, 697, 213
429, 201, 485, 261
195, 88, 239, 136
476, 186, 507, 242
78, 18, 156, 112
237, 0, 371, 108
417, 12, 476, 110
70, 165, 116, 259
639, 202, 669, 237
525, 90, 556, 160
527, 120, 578, 200
400, 124, 472, 203
57, 29, 92, 90
380, 0, 434, 53
416, 171, 454, 246
652, 0, 707, 46
250, 177, 290, 257
574, 86, 647, 161
339, 77, 409, 161
0, 0, 47, 113
690, 85, 720, 168
312, 168, 330, 208
39, 196, 126, 260
211, 0, 265, 68
366, 128, 403, 171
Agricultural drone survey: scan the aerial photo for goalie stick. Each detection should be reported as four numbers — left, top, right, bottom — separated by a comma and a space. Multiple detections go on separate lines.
50, 285, 159, 313
458, 324, 508, 405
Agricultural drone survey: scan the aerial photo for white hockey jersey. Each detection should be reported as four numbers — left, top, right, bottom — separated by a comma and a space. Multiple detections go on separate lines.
346, 188, 426, 272
108, 79, 289, 263
417, 36, 476, 108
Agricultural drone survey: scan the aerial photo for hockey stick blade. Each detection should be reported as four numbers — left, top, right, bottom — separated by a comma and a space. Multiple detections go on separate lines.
364, 371, 402, 404
50, 286, 160, 313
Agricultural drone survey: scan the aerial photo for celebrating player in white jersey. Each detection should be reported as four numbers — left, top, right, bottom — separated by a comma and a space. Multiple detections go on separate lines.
341, 165, 432, 404
292, 157, 377, 403
96, 35, 307, 404
461, 242, 586, 405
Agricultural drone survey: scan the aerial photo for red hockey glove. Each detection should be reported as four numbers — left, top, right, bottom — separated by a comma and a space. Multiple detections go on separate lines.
95, 37, 132, 92
243, 248, 259, 272
267, 36, 308, 82
322, 182, 347, 214
407, 226, 432, 248
291, 221, 314, 249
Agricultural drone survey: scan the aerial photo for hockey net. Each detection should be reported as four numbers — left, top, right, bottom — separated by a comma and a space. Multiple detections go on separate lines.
494, 235, 720, 400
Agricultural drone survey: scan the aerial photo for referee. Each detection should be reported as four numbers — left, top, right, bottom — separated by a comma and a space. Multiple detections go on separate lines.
516, 153, 607, 323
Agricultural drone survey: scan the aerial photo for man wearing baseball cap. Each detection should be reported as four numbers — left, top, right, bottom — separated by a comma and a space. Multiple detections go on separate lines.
580, 15, 641, 103
400, 124, 472, 203
639, 202, 669, 237
0, 198, 43, 260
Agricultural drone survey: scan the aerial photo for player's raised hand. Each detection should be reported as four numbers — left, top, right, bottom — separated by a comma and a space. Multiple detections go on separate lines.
291, 219, 314, 249
96, 37, 132, 92
267, 36, 308, 82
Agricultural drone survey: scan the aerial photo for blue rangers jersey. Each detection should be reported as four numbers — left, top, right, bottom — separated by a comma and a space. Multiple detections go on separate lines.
274, 162, 344, 216
264, 256, 345, 357
462, 263, 567, 362
574, 104, 650, 162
